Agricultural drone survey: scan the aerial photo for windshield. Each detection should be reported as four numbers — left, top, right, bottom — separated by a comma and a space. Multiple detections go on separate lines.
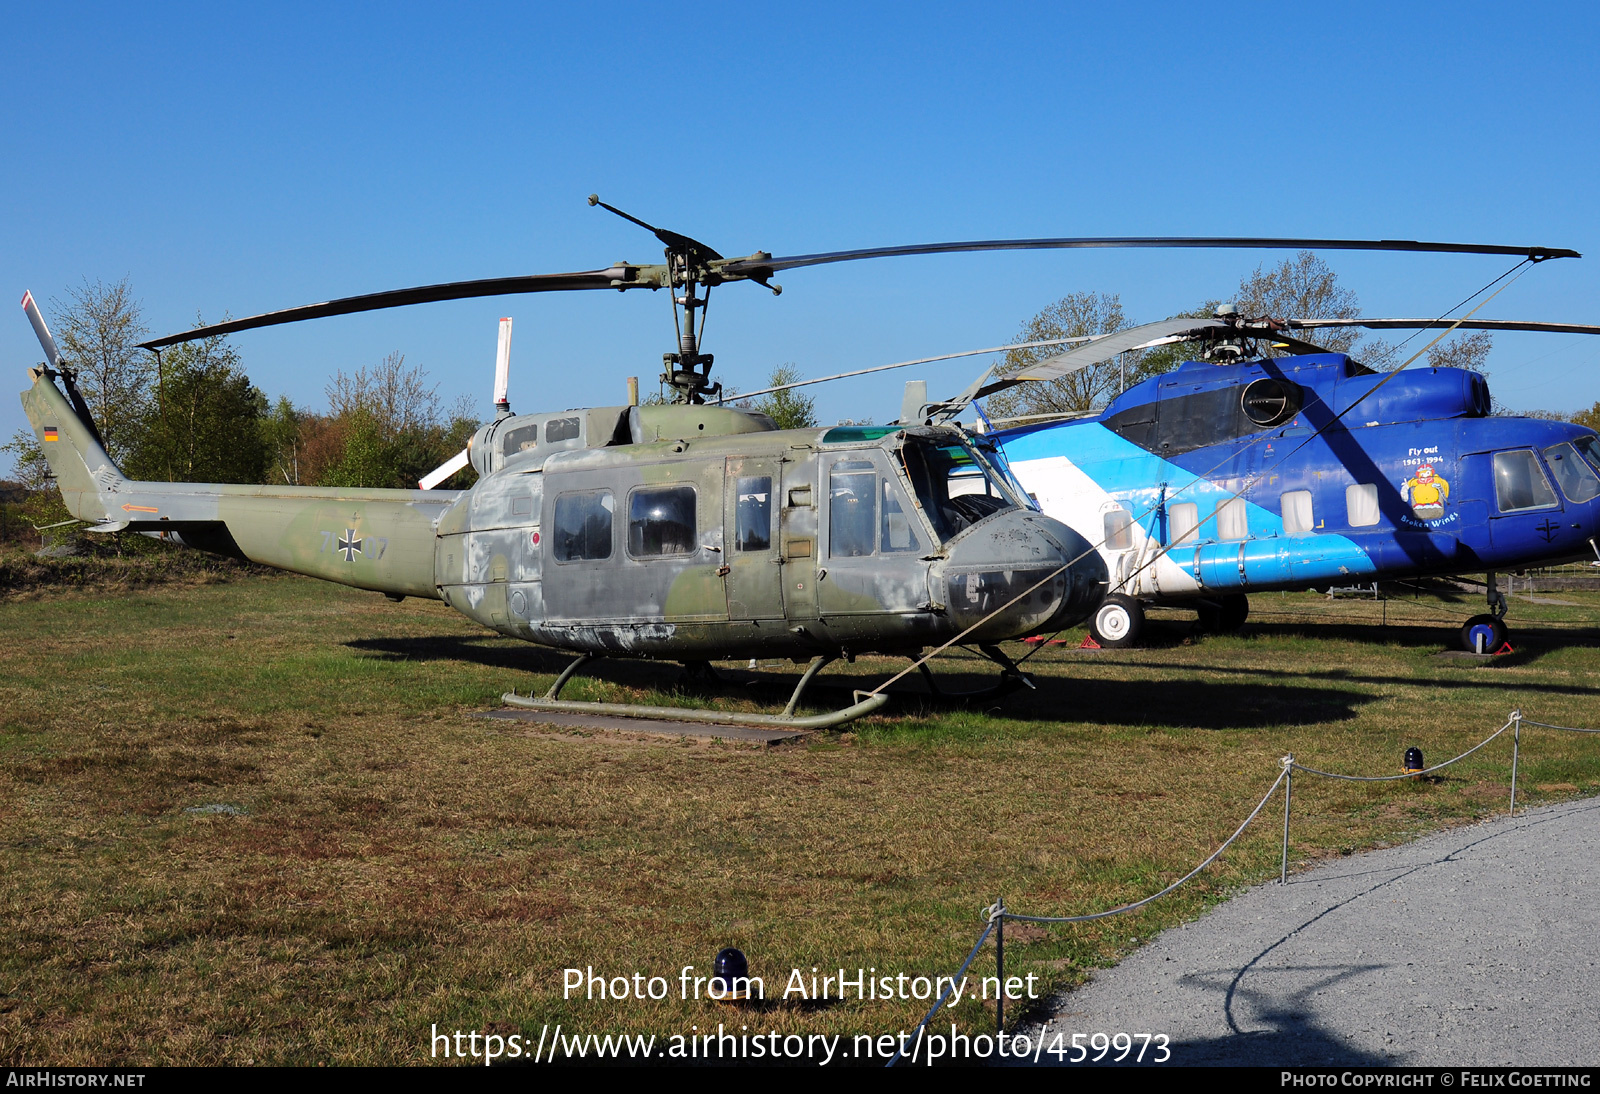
1574, 435, 1600, 475
898, 435, 1021, 542
1544, 442, 1600, 504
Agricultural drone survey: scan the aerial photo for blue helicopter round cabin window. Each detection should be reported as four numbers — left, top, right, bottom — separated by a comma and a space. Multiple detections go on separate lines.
1544, 442, 1600, 504
628, 486, 696, 558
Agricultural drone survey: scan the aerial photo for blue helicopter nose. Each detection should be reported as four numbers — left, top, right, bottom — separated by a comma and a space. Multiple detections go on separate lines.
935, 509, 1108, 642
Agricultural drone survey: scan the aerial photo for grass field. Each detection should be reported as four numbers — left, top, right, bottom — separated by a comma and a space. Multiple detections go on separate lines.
3, 572, 1599, 1065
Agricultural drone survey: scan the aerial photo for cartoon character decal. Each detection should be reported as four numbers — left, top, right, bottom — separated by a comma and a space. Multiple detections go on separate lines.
1401, 463, 1450, 521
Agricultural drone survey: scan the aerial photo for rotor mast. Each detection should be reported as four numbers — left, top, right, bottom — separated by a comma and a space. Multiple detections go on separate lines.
590, 194, 724, 404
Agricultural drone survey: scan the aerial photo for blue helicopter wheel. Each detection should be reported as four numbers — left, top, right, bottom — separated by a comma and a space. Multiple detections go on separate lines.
1091, 594, 1144, 648
1460, 614, 1507, 655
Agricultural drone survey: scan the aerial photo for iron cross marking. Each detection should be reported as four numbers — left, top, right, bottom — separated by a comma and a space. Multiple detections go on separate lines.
337, 529, 364, 561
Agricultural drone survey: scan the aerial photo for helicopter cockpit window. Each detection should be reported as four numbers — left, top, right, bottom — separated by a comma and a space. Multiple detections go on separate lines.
553, 491, 613, 562
735, 476, 772, 552
1573, 435, 1600, 475
829, 459, 923, 558
899, 437, 1019, 542
1546, 442, 1600, 504
628, 486, 696, 558
880, 479, 921, 553
1494, 450, 1559, 513
829, 460, 878, 558
545, 417, 581, 444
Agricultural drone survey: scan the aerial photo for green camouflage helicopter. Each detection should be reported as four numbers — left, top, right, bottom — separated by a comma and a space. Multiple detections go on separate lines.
17, 199, 1572, 726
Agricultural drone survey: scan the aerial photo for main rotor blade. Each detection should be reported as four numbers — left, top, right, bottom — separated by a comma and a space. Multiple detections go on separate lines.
1285, 317, 1600, 336
139, 268, 630, 350
1012, 318, 1235, 381
724, 237, 1581, 277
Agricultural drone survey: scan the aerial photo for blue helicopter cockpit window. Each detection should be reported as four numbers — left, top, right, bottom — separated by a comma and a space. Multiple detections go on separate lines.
1573, 435, 1600, 475
1543, 443, 1600, 504
553, 491, 613, 561
1494, 450, 1559, 513
628, 486, 696, 557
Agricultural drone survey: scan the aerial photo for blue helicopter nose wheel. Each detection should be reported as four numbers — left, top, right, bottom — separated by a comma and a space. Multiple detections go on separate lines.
1460, 614, 1507, 655
1091, 594, 1144, 648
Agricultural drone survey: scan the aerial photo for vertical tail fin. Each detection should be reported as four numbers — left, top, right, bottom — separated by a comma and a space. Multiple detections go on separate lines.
18, 291, 125, 522
19, 367, 124, 524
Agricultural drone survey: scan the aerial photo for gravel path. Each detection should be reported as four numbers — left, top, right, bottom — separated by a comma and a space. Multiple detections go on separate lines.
1032, 796, 1600, 1066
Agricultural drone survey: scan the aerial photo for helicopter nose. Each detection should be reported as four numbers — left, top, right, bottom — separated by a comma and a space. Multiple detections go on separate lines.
936, 509, 1108, 642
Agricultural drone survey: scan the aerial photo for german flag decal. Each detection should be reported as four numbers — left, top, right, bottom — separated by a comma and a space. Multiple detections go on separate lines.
43, 426, 58, 442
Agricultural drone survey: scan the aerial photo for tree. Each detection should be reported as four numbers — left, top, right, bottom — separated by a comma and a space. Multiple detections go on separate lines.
1423, 329, 1493, 373
984, 292, 1141, 421
1235, 252, 1364, 356
261, 396, 305, 486
752, 365, 818, 429
326, 351, 439, 436
1, 430, 53, 491
125, 332, 268, 484
52, 278, 152, 463
316, 353, 480, 488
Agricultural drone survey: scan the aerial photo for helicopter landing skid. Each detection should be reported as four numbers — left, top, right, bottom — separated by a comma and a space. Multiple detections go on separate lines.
501, 653, 889, 730
912, 644, 1037, 702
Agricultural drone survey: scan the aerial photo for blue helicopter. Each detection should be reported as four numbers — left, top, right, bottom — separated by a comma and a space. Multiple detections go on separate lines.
932, 311, 1600, 652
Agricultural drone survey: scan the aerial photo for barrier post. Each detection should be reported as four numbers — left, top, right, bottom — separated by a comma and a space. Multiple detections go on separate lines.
1509, 710, 1522, 816
1280, 754, 1294, 884
994, 898, 1006, 1033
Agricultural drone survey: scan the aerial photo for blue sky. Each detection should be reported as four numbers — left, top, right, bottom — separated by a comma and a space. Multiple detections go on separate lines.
4, 2, 1598, 472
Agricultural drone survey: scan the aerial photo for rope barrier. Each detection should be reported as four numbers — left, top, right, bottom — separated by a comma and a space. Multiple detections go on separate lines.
1004, 765, 1289, 925
1290, 718, 1514, 782
1520, 719, 1600, 734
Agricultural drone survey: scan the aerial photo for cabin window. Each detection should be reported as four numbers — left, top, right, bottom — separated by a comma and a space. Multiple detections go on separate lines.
1346, 484, 1380, 527
1216, 497, 1249, 541
1103, 508, 1133, 551
1494, 450, 1558, 512
1281, 490, 1314, 534
553, 491, 613, 561
628, 486, 696, 557
880, 478, 922, 553
545, 416, 581, 443
829, 460, 878, 558
1543, 443, 1600, 504
735, 476, 772, 551
1169, 502, 1199, 545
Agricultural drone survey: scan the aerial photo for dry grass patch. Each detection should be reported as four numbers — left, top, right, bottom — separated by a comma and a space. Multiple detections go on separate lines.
3, 578, 1600, 1063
